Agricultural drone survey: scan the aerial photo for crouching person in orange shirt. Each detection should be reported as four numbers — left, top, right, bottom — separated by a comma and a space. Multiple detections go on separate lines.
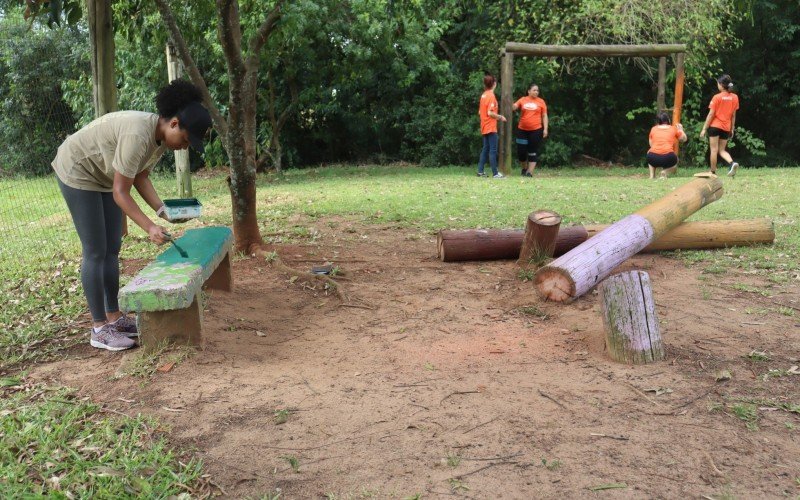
646, 112, 687, 179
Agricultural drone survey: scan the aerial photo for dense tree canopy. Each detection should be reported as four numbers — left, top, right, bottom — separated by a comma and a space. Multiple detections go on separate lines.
1, 0, 798, 178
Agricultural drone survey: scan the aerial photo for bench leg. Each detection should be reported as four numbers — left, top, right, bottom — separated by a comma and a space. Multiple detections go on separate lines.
137, 296, 204, 350
205, 251, 233, 292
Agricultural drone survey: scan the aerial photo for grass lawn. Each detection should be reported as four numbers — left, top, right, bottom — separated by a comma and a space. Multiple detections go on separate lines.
1, 164, 798, 496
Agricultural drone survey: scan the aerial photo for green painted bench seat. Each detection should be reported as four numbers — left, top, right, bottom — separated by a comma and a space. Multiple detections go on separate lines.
119, 226, 234, 347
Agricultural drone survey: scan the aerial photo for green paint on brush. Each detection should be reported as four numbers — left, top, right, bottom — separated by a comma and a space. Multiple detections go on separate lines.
119, 227, 233, 312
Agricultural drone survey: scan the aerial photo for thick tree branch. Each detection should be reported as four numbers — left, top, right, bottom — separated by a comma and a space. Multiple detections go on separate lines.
247, 0, 284, 60
215, 0, 247, 83
153, 0, 228, 141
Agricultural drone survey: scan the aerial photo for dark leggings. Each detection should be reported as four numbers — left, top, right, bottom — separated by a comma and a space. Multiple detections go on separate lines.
57, 178, 123, 322
516, 128, 544, 163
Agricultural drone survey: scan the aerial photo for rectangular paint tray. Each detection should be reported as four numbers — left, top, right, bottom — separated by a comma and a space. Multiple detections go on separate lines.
163, 198, 202, 220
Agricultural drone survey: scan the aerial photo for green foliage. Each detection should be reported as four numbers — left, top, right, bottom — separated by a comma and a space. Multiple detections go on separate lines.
719, 0, 800, 164
0, 13, 88, 176
1, 0, 798, 176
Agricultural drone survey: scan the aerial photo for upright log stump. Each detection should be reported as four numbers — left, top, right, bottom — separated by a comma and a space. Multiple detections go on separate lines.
599, 271, 664, 364
518, 210, 562, 267
535, 176, 723, 302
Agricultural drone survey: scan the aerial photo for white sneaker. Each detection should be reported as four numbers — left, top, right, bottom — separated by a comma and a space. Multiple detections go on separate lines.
492, 173, 505, 179
727, 162, 739, 177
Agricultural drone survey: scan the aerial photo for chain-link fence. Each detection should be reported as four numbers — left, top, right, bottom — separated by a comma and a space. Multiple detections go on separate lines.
0, 9, 88, 266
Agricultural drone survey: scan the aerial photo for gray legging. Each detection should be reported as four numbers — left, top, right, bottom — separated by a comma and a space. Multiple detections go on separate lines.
57, 178, 123, 323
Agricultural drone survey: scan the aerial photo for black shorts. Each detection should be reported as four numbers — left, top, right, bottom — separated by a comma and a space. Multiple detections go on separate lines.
707, 127, 730, 140
646, 151, 678, 169
516, 128, 544, 163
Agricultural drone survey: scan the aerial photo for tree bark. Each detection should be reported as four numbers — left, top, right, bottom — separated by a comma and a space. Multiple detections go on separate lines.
535, 176, 723, 303
599, 271, 664, 364
518, 210, 562, 267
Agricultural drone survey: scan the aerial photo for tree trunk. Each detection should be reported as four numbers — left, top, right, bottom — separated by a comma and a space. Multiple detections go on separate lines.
599, 271, 664, 364
270, 132, 283, 173
535, 176, 723, 302
518, 210, 562, 267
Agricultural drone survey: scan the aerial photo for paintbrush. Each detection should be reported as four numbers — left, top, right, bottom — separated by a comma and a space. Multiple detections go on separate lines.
162, 232, 188, 258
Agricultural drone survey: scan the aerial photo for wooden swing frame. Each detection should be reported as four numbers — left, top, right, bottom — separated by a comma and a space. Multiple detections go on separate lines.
498, 42, 688, 174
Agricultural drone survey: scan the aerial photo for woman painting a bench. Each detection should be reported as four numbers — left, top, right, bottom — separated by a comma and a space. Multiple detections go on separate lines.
52, 80, 212, 351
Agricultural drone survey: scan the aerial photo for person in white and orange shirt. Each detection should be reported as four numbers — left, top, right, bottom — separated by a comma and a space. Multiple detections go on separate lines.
513, 83, 548, 177
477, 73, 507, 178
700, 74, 740, 177
646, 112, 687, 179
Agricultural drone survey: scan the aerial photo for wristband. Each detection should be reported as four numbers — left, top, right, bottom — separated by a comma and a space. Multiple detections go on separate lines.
156, 205, 166, 217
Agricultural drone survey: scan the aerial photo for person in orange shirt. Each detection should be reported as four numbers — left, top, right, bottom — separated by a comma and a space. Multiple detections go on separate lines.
513, 83, 548, 177
700, 74, 740, 177
646, 112, 687, 179
477, 74, 507, 178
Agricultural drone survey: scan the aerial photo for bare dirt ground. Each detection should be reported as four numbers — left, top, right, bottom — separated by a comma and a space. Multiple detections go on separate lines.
30, 217, 800, 498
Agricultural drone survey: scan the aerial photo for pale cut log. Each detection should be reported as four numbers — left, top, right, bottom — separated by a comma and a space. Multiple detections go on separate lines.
599, 271, 664, 364
535, 176, 724, 302
518, 210, 562, 267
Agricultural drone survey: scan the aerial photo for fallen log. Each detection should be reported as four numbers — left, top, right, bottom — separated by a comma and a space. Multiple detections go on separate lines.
437, 218, 773, 262
535, 176, 724, 302
599, 271, 664, 364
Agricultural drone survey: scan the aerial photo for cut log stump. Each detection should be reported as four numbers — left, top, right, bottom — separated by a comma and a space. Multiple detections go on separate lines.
599, 271, 664, 364
518, 210, 562, 267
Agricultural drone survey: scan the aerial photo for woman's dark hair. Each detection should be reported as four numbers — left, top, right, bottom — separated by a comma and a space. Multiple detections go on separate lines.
483, 74, 496, 89
717, 74, 734, 91
656, 112, 671, 125
156, 79, 203, 118
528, 83, 539, 93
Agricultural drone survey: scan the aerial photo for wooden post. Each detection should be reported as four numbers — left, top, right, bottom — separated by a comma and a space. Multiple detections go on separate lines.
166, 43, 192, 198
671, 52, 685, 155
87, 0, 117, 119
657, 57, 666, 113
534, 176, 723, 303
500, 52, 514, 175
599, 271, 664, 364
87, 0, 124, 234
518, 210, 562, 267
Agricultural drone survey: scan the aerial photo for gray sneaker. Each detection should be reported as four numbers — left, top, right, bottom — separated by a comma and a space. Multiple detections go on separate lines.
114, 315, 138, 337
90, 324, 136, 351
727, 162, 739, 177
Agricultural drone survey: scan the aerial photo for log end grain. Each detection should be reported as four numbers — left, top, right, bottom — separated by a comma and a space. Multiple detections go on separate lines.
534, 267, 576, 303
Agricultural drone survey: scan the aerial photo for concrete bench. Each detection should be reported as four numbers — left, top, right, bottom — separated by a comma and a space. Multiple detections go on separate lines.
119, 226, 234, 348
